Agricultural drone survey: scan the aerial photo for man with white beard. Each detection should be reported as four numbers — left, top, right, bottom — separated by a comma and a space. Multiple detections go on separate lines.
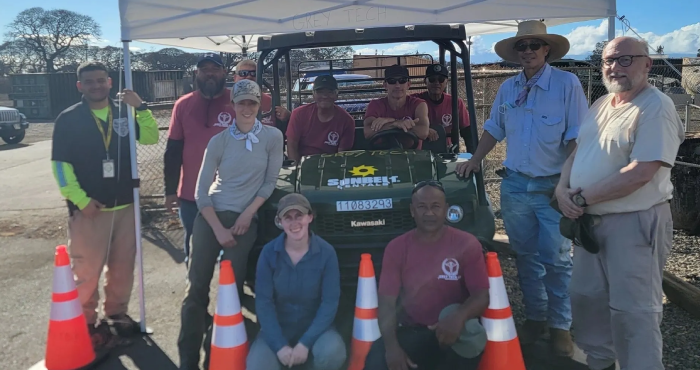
555, 36, 685, 370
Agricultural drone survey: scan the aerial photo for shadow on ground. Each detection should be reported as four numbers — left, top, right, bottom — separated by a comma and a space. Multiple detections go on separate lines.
92, 334, 178, 370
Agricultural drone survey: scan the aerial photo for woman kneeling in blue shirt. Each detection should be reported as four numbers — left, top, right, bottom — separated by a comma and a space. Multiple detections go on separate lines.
247, 193, 347, 370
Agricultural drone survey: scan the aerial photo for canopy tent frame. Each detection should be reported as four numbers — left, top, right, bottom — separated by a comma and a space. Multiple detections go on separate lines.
118, 0, 618, 334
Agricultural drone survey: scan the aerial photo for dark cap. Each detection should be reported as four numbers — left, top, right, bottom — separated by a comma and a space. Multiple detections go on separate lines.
384, 64, 410, 79
426, 63, 448, 78
197, 52, 224, 67
276, 193, 313, 217
313, 75, 338, 91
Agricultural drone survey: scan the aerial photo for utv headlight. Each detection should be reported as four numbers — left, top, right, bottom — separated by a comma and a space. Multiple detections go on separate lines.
274, 216, 283, 230
446, 205, 464, 223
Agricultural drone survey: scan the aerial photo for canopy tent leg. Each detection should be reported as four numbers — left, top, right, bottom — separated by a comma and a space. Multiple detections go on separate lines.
608, 16, 616, 41
121, 40, 151, 335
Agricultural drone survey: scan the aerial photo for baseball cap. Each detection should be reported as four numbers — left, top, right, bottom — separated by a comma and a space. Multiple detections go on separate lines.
426, 63, 449, 78
384, 64, 410, 79
197, 53, 224, 67
313, 75, 338, 91
439, 304, 487, 358
276, 193, 313, 217
231, 79, 261, 104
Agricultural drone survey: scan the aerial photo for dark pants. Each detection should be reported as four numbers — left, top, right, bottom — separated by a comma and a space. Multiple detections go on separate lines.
178, 211, 258, 370
178, 198, 199, 267
363, 326, 483, 370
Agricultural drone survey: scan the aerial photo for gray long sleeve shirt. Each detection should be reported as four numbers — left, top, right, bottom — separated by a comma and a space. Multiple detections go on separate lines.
195, 124, 284, 214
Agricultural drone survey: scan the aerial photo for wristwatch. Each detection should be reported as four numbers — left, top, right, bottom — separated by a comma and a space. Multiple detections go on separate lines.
136, 102, 148, 111
572, 193, 588, 207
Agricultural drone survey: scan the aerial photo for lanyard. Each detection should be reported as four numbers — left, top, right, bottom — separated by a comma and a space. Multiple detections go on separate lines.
91, 106, 113, 159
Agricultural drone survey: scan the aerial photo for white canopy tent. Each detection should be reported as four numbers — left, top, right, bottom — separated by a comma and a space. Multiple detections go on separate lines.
117, 0, 617, 332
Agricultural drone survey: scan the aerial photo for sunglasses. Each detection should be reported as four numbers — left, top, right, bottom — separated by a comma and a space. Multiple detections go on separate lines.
413, 179, 445, 194
427, 76, 447, 83
237, 70, 256, 78
386, 77, 409, 85
514, 42, 547, 52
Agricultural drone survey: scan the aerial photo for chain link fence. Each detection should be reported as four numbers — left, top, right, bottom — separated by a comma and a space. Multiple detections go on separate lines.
137, 63, 700, 251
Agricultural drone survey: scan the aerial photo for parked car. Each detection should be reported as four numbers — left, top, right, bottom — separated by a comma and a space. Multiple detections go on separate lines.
0, 106, 29, 144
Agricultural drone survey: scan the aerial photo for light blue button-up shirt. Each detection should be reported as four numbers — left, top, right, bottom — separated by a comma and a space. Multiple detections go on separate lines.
483, 63, 589, 178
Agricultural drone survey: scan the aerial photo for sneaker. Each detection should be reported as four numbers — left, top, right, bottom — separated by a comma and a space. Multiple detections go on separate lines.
517, 319, 547, 346
88, 322, 132, 351
107, 313, 141, 337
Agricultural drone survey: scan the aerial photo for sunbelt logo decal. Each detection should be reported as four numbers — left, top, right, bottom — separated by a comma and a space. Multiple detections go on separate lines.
327, 165, 401, 189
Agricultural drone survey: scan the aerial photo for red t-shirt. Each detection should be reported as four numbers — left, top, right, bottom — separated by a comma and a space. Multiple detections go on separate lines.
365, 95, 426, 149
259, 93, 275, 126
168, 89, 235, 201
285, 103, 356, 157
412, 92, 470, 147
378, 226, 490, 327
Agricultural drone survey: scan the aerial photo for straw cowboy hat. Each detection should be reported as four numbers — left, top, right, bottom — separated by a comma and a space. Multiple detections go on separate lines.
494, 20, 570, 63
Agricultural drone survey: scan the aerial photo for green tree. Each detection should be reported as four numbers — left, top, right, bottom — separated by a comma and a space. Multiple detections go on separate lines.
4, 7, 101, 72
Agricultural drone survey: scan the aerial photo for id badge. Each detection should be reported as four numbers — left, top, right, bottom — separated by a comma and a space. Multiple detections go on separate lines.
102, 159, 115, 178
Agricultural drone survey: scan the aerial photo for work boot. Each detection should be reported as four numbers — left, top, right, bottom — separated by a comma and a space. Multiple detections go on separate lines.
549, 328, 574, 357
517, 319, 547, 346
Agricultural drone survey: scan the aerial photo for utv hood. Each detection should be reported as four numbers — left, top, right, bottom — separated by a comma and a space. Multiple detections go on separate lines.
297, 150, 435, 193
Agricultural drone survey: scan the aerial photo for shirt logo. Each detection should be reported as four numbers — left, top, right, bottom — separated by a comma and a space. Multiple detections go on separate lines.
113, 118, 129, 137
438, 258, 460, 281
325, 131, 339, 146
441, 114, 452, 127
213, 112, 232, 127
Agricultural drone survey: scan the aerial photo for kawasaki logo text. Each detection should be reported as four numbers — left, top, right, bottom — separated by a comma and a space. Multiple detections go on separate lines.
350, 219, 386, 227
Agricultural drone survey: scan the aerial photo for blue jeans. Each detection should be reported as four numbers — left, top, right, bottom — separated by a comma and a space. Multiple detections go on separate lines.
178, 198, 199, 266
246, 328, 347, 370
500, 169, 573, 330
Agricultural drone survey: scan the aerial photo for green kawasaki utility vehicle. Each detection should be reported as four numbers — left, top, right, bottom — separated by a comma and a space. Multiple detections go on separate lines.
244, 24, 496, 293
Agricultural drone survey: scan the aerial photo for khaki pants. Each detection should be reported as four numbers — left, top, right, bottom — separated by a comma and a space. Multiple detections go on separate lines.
570, 202, 673, 370
68, 205, 136, 325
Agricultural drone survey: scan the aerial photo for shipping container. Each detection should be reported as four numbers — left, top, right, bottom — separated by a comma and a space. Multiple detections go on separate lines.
352, 54, 433, 80
8, 70, 187, 119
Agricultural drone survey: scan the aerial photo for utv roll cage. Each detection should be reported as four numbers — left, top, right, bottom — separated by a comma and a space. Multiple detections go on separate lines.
255, 24, 488, 207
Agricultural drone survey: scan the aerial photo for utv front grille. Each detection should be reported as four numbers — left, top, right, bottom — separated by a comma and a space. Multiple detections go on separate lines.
314, 210, 415, 236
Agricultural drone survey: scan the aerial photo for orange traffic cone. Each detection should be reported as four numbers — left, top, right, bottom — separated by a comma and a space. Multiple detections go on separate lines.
347, 254, 381, 370
209, 260, 248, 370
44, 245, 96, 370
477, 252, 526, 370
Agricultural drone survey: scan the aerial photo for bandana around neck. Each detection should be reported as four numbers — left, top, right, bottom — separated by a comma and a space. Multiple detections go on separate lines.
229, 119, 262, 151
514, 63, 547, 107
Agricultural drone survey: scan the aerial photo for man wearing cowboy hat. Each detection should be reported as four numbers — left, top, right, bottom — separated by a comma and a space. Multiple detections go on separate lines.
456, 20, 589, 357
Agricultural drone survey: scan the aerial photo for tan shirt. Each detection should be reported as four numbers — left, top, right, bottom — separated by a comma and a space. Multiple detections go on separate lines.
569, 86, 685, 215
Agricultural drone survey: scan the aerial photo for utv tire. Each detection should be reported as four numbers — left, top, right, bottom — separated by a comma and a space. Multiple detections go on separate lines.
1, 130, 26, 144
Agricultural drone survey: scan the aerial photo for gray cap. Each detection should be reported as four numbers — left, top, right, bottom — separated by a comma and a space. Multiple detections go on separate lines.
276, 193, 312, 217
231, 79, 261, 103
439, 304, 487, 358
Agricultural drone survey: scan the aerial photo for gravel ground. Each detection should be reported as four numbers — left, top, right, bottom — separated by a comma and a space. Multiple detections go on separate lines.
482, 166, 700, 370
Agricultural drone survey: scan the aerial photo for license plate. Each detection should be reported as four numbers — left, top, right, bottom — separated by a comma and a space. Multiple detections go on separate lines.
13, 124, 20, 129
336, 198, 393, 212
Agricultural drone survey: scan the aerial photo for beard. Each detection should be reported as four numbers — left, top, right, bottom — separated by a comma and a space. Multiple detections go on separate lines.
603, 72, 646, 93
197, 75, 226, 98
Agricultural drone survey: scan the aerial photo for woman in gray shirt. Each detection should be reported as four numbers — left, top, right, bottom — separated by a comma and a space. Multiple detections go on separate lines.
178, 79, 284, 370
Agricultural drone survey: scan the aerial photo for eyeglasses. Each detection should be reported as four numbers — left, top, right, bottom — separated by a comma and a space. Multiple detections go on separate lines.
514, 42, 547, 52
386, 77, 409, 85
602, 55, 647, 67
237, 70, 256, 78
427, 76, 446, 83
412, 179, 445, 194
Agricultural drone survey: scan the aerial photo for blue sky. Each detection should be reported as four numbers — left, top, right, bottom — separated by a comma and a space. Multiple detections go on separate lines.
1, 0, 698, 64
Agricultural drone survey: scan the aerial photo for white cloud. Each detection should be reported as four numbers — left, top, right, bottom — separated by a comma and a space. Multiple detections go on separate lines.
563, 20, 700, 56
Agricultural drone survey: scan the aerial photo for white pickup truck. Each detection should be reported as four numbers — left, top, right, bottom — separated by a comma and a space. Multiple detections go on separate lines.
0, 106, 28, 144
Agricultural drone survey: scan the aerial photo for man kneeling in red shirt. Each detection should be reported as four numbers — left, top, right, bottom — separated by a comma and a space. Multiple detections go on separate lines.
363, 180, 490, 370
286, 75, 355, 163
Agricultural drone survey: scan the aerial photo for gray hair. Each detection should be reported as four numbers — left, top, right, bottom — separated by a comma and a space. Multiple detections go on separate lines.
236, 59, 257, 71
